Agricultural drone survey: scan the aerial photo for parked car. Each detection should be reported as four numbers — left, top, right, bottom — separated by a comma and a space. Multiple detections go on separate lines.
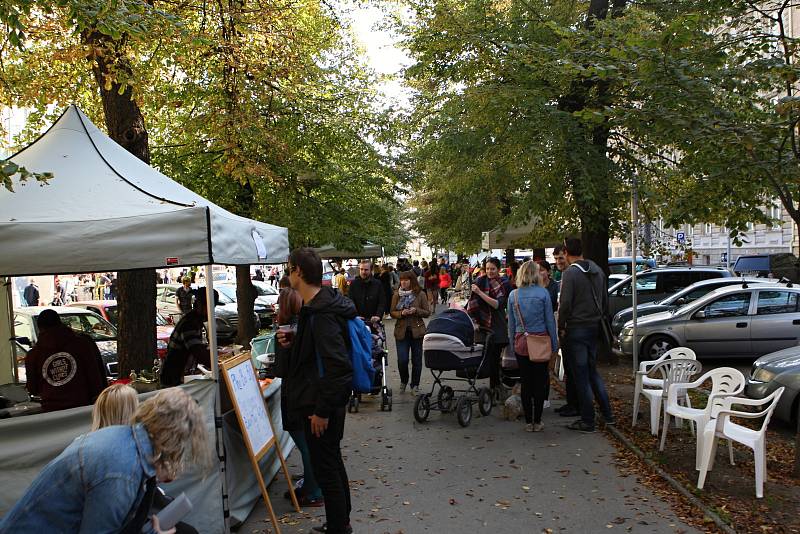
611, 277, 777, 335
13, 306, 119, 377
68, 300, 173, 359
733, 253, 800, 282
217, 283, 275, 326
155, 284, 254, 343
607, 257, 657, 276
746, 345, 800, 424
607, 266, 732, 317
615, 283, 800, 360
607, 273, 628, 289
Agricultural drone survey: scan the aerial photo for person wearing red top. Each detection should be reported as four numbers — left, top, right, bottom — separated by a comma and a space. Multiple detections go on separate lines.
438, 267, 452, 305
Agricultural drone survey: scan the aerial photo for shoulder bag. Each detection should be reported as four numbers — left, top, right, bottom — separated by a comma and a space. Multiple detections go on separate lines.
581, 268, 615, 348
512, 291, 552, 362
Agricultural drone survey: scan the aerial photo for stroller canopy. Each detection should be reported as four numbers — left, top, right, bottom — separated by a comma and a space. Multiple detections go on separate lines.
426, 309, 475, 346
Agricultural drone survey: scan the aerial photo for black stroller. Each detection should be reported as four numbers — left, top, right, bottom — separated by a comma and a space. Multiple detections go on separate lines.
414, 309, 493, 427
348, 321, 392, 413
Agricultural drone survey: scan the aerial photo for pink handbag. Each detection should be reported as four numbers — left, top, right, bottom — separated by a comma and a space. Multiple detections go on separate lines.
513, 292, 552, 363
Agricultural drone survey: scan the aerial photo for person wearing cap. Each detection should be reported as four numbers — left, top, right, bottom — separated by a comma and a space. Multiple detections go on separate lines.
25, 309, 106, 412
160, 288, 218, 387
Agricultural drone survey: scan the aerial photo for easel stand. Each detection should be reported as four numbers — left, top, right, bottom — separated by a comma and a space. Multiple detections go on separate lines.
221, 353, 300, 533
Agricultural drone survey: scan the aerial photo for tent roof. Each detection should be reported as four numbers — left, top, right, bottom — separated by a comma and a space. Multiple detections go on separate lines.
313, 243, 383, 259
0, 106, 288, 276
481, 219, 561, 249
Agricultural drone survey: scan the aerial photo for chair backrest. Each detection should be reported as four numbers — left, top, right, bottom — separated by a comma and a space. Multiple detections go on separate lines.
705, 367, 746, 418
755, 387, 785, 433
661, 347, 697, 361
649, 358, 703, 395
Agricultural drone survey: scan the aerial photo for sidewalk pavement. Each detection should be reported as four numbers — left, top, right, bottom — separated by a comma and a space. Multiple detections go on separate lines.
241, 316, 698, 534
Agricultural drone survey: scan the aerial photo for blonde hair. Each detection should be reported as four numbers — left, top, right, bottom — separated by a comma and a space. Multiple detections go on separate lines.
132, 388, 211, 480
515, 260, 541, 288
91, 384, 139, 431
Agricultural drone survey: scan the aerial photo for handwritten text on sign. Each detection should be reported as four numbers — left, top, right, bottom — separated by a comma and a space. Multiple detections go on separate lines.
226, 360, 274, 455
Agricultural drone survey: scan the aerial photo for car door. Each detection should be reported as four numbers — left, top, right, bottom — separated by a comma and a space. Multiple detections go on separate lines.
749, 289, 800, 356
655, 271, 693, 304
683, 291, 753, 356
608, 272, 659, 317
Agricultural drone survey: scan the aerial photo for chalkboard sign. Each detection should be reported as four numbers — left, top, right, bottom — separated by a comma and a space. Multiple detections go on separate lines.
220, 353, 299, 533
222, 354, 274, 457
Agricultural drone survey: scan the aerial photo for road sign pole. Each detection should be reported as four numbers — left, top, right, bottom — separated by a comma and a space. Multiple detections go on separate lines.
631, 176, 639, 375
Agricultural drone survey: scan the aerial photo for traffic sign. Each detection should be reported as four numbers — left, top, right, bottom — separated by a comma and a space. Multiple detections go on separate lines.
676, 231, 686, 244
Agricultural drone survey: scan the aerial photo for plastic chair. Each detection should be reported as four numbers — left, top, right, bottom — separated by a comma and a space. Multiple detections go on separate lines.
636, 358, 702, 436
660, 367, 745, 469
697, 387, 784, 498
633, 347, 697, 428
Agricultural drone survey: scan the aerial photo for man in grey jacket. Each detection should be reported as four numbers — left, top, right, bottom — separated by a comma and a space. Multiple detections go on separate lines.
557, 237, 614, 433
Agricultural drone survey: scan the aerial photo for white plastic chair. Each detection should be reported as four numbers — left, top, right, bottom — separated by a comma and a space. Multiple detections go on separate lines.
633, 347, 697, 428
697, 387, 785, 498
660, 367, 745, 469
636, 358, 702, 436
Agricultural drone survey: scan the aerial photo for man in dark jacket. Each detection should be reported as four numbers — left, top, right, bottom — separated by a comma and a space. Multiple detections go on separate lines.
23, 279, 39, 306
278, 247, 355, 534
25, 309, 106, 412
347, 259, 386, 322
558, 237, 614, 433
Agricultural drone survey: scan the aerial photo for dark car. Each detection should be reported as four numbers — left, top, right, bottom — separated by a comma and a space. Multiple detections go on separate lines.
746, 345, 800, 424
217, 283, 274, 326
607, 257, 657, 276
733, 253, 800, 282
611, 276, 776, 335
13, 306, 119, 377
607, 266, 733, 317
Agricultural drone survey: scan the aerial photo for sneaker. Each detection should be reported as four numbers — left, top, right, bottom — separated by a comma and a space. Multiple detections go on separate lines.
400, 383, 407, 393
567, 420, 596, 433
312, 524, 353, 534
298, 495, 325, 508
543, 400, 551, 409
412, 386, 419, 395
558, 409, 580, 417
524, 423, 534, 432
532, 422, 544, 432
601, 415, 616, 426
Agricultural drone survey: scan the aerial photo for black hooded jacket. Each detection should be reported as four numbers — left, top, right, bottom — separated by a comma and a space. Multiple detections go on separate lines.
285, 287, 356, 419
348, 275, 386, 319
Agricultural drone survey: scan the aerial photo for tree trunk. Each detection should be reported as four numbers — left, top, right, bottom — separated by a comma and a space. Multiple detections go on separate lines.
505, 248, 515, 267
235, 266, 258, 348
83, 30, 155, 376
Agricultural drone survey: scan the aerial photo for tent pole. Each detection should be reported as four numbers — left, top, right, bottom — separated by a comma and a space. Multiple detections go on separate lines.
205, 266, 230, 533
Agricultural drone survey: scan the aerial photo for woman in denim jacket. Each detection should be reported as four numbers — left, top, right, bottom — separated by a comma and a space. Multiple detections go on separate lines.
1, 388, 210, 534
507, 261, 558, 432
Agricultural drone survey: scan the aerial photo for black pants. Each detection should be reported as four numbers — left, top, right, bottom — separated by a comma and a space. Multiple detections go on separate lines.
562, 347, 579, 410
487, 341, 507, 389
515, 355, 549, 424
305, 406, 351, 533
439, 287, 448, 303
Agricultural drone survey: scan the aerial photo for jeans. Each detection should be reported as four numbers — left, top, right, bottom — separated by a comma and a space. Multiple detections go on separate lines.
396, 331, 423, 388
562, 326, 612, 427
305, 406, 351, 533
515, 355, 549, 424
288, 430, 322, 500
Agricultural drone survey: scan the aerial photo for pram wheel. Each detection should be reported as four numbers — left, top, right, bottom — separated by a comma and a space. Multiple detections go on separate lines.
437, 386, 454, 413
414, 393, 431, 423
348, 395, 359, 413
456, 396, 472, 427
477, 387, 493, 416
380, 387, 392, 412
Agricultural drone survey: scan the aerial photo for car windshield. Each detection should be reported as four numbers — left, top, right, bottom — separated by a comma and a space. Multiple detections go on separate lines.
156, 312, 169, 326
252, 282, 278, 296
216, 285, 237, 304
59, 313, 117, 341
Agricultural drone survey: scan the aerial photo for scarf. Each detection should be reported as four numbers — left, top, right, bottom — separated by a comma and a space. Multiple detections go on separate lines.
396, 288, 416, 310
466, 275, 509, 329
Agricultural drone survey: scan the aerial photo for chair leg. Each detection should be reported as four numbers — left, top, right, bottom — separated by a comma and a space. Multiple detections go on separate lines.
754, 443, 765, 498
697, 435, 715, 490
727, 440, 735, 466
708, 437, 719, 472
695, 432, 704, 471
649, 398, 661, 436
685, 394, 695, 437
659, 412, 670, 451
632, 386, 641, 427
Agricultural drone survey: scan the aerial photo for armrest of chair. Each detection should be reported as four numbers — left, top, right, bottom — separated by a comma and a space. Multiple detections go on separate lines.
638, 358, 662, 373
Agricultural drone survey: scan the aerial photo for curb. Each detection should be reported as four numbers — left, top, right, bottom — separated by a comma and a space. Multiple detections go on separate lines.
549, 379, 736, 533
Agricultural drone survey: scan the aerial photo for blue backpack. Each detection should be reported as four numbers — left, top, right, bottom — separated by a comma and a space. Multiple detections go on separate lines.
314, 317, 375, 393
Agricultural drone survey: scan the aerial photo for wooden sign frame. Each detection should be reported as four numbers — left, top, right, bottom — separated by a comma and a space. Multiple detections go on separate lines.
221, 353, 300, 533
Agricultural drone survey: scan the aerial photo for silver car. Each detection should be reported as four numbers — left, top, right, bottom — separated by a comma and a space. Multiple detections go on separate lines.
746, 346, 800, 423
615, 283, 800, 360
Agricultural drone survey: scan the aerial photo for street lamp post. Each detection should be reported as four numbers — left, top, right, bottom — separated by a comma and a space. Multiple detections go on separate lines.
631, 175, 639, 375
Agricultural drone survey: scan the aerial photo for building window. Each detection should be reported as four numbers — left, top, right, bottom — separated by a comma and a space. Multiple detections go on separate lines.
769, 204, 782, 227
746, 222, 754, 232
687, 225, 694, 236
704, 223, 713, 234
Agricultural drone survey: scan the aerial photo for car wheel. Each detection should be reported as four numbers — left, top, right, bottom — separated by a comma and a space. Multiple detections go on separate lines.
643, 335, 676, 360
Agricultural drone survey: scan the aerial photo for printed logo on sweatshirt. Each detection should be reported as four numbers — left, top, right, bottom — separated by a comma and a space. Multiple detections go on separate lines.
42, 352, 77, 386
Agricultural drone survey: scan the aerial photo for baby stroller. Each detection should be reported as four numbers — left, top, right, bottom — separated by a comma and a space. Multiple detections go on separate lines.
348, 321, 392, 413
414, 308, 493, 427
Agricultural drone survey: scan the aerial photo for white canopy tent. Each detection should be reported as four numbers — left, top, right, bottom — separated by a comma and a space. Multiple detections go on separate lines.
0, 105, 288, 275
481, 218, 561, 250
313, 242, 383, 259
0, 105, 290, 533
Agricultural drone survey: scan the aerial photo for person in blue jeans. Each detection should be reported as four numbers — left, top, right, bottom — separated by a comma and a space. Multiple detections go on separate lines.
507, 261, 558, 432
557, 237, 614, 432
389, 271, 432, 395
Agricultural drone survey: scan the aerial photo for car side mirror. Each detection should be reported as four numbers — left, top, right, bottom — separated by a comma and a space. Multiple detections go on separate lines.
14, 336, 32, 347
694, 310, 706, 320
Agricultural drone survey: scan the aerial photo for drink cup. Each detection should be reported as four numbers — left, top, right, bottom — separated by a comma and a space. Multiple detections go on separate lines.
278, 324, 296, 343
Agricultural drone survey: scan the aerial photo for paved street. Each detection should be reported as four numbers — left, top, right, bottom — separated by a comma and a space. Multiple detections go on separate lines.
242, 316, 699, 534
